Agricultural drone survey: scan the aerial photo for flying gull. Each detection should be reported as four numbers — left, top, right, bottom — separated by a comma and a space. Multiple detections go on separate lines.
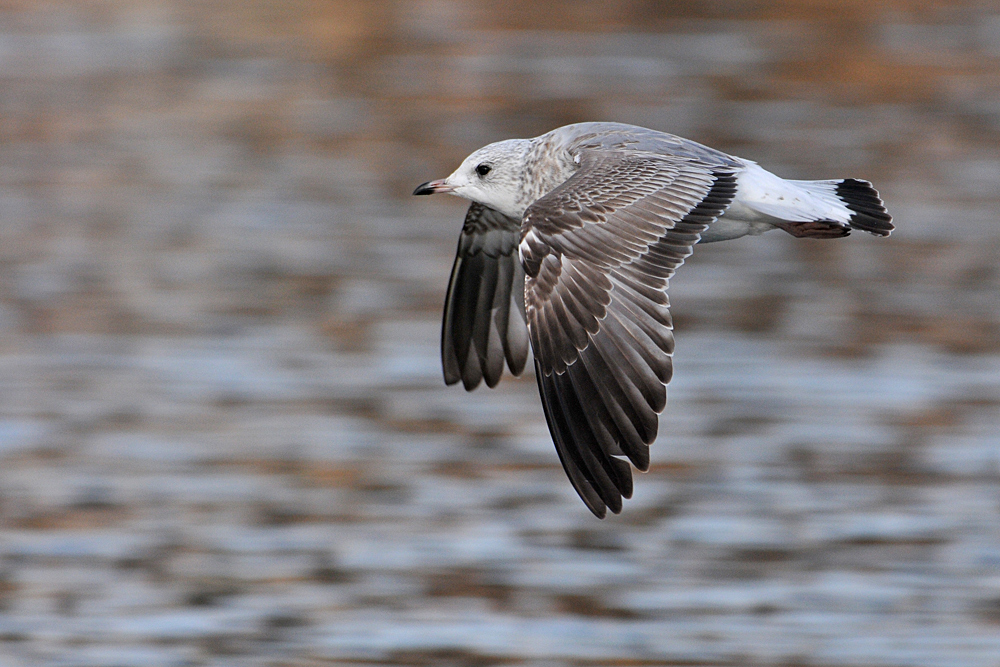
414, 122, 893, 518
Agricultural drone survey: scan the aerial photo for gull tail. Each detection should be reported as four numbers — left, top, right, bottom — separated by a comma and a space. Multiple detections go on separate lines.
789, 178, 894, 237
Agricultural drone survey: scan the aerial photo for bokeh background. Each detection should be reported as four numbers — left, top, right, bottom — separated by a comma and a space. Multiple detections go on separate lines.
1, 1, 999, 665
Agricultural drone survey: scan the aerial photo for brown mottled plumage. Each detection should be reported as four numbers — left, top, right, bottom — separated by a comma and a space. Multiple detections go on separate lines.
414, 122, 893, 517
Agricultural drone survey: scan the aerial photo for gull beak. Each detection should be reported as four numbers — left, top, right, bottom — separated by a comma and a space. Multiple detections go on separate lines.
413, 179, 455, 196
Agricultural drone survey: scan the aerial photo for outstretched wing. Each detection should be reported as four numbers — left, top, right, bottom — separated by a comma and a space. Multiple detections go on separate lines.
520, 151, 737, 517
442, 202, 530, 390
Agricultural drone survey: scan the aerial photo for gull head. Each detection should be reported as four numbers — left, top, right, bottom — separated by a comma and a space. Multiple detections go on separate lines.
413, 138, 532, 218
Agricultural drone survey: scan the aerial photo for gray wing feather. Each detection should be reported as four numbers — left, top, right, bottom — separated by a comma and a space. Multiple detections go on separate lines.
522, 150, 737, 517
442, 203, 530, 390
551, 122, 744, 170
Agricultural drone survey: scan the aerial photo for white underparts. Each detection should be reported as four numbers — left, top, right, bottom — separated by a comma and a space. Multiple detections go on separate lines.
701, 164, 852, 243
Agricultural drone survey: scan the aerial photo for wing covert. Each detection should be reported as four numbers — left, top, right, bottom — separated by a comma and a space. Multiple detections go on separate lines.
522, 151, 737, 517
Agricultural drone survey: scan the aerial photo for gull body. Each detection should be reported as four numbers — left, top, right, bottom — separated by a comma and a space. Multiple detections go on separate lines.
414, 122, 892, 518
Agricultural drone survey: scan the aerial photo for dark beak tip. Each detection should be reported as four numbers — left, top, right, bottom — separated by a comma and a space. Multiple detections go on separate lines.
413, 181, 435, 196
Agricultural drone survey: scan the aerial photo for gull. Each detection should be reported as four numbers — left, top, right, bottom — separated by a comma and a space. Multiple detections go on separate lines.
413, 122, 893, 518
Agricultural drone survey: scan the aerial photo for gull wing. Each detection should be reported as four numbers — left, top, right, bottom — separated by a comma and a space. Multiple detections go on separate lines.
442, 202, 530, 390
520, 150, 737, 517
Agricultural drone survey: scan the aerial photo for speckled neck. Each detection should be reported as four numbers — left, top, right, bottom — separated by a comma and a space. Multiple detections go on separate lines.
514, 134, 579, 216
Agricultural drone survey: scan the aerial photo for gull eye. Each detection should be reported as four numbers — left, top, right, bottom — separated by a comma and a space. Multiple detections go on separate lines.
475, 163, 492, 177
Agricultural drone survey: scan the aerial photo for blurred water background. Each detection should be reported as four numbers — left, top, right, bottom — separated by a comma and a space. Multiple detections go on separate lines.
1, 1, 999, 665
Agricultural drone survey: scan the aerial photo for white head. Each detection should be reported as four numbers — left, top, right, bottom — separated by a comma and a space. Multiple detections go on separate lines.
413, 139, 533, 218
